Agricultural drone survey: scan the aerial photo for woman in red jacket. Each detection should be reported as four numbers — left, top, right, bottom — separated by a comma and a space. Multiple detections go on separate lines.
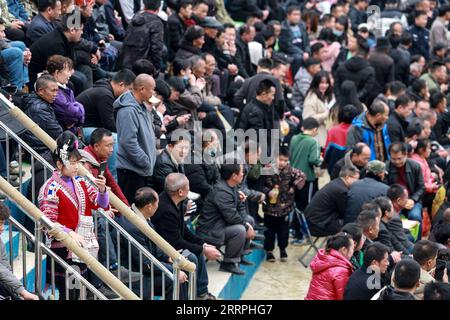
305, 232, 355, 300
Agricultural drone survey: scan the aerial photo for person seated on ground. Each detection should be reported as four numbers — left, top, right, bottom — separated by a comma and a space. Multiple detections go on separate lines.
341, 223, 366, 270
376, 259, 421, 300
45, 54, 84, 133
305, 232, 355, 300
357, 209, 381, 249
413, 240, 439, 299
344, 242, 390, 300
330, 142, 371, 180
151, 173, 221, 300
424, 282, 450, 300
0, 203, 39, 300
305, 165, 359, 237
344, 160, 389, 224
262, 145, 306, 263
116, 187, 189, 299
386, 142, 425, 238
386, 184, 416, 254
373, 196, 405, 254
386, 94, 415, 143
149, 135, 191, 194
196, 163, 257, 276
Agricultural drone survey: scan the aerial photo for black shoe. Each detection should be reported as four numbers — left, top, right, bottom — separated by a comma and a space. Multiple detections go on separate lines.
249, 241, 264, 250
219, 262, 246, 275
280, 249, 288, 262
266, 252, 276, 263
240, 257, 254, 266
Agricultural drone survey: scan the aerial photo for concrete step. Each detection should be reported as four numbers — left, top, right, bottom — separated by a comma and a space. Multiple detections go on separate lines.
206, 246, 265, 300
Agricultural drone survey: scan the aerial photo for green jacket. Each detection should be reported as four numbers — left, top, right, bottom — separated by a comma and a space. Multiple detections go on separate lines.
419, 73, 440, 93
289, 133, 322, 181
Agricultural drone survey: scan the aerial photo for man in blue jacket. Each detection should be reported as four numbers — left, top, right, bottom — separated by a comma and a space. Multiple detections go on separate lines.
347, 99, 391, 162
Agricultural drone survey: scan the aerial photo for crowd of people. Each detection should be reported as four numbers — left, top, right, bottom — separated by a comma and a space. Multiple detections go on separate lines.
0, 0, 449, 300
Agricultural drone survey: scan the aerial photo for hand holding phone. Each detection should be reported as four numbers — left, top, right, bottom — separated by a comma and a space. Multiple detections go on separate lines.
99, 162, 107, 176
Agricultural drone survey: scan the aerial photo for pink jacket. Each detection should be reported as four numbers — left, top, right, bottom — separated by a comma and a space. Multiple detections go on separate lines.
305, 249, 353, 300
409, 154, 436, 193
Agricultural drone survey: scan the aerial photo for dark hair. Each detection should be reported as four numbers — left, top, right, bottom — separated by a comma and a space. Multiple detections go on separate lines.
35, 74, 57, 91
339, 165, 359, 179
413, 240, 439, 266
167, 76, 186, 94
302, 117, 319, 130
338, 104, 359, 124
430, 91, 446, 109
307, 70, 333, 103
90, 128, 113, 146
338, 81, 364, 113
438, 4, 450, 17
143, 0, 162, 10
400, 31, 412, 46
279, 145, 290, 158
311, 42, 325, 56
351, 143, 368, 156
46, 54, 73, 76
176, 0, 193, 11
393, 259, 421, 289
220, 163, 242, 181
429, 60, 445, 73
134, 187, 158, 208
257, 58, 273, 70
0, 202, 11, 221
411, 79, 427, 96
341, 222, 363, 245
389, 142, 408, 155
368, 100, 388, 116
387, 184, 406, 202
112, 69, 136, 85
363, 242, 389, 268
238, 24, 254, 36
388, 33, 400, 48
325, 232, 353, 253
318, 28, 337, 43
132, 59, 158, 77
256, 79, 275, 96
388, 81, 406, 96
287, 5, 301, 15
433, 223, 450, 246
424, 282, 450, 300
414, 10, 427, 19
361, 202, 380, 215
432, 43, 447, 55
406, 119, 423, 138
38, 0, 60, 12
53, 131, 81, 165
373, 197, 392, 218
172, 57, 191, 76
414, 139, 430, 155
395, 94, 412, 109
223, 23, 235, 30
357, 210, 379, 231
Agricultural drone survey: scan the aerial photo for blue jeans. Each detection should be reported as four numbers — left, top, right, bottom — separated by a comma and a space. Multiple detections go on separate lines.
402, 202, 422, 240
186, 253, 209, 297
0, 41, 29, 89
82, 127, 118, 180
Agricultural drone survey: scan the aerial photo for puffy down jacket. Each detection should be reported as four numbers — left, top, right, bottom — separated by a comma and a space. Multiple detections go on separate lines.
305, 249, 354, 300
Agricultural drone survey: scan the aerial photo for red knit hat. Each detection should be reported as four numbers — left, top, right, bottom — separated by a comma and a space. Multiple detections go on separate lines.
74, 0, 94, 7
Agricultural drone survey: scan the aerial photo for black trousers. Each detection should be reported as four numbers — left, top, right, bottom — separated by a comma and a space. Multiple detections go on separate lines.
264, 214, 290, 251
117, 168, 148, 205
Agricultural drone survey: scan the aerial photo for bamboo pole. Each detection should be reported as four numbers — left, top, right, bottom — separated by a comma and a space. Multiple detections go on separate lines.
0, 176, 139, 300
0, 94, 196, 273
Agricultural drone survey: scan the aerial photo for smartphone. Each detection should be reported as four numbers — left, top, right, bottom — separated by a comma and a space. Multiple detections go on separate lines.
435, 259, 449, 282
99, 162, 107, 176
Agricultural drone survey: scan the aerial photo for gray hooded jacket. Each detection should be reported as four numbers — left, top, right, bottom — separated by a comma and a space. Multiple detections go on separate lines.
114, 91, 157, 177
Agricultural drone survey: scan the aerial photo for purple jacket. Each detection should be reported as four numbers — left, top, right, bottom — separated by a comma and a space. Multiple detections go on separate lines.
53, 85, 85, 130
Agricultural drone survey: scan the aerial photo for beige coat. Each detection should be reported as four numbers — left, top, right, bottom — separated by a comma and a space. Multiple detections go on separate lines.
302, 92, 334, 148
415, 268, 435, 300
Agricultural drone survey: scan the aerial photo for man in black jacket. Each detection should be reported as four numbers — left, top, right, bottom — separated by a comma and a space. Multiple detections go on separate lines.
387, 94, 414, 143
334, 36, 375, 105
197, 163, 257, 275
386, 142, 425, 238
121, 0, 164, 70
152, 173, 221, 300
29, 11, 85, 92
77, 69, 136, 134
235, 79, 277, 152
175, 25, 205, 60
408, 10, 430, 60
167, 0, 192, 60
368, 37, 395, 102
344, 242, 390, 300
116, 187, 188, 299
305, 166, 359, 237
235, 24, 256, 78
330, 143, 371, 180
377, 259, 420, 300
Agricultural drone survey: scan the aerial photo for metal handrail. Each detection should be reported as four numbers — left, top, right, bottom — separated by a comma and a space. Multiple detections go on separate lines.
7, 216, 107, 300
0, 118, 188, 300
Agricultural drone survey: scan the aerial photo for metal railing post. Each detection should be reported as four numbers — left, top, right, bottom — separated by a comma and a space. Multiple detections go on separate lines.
172, 257, 181, 300
188, 271, 197, 300
34, 220, 42, 294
